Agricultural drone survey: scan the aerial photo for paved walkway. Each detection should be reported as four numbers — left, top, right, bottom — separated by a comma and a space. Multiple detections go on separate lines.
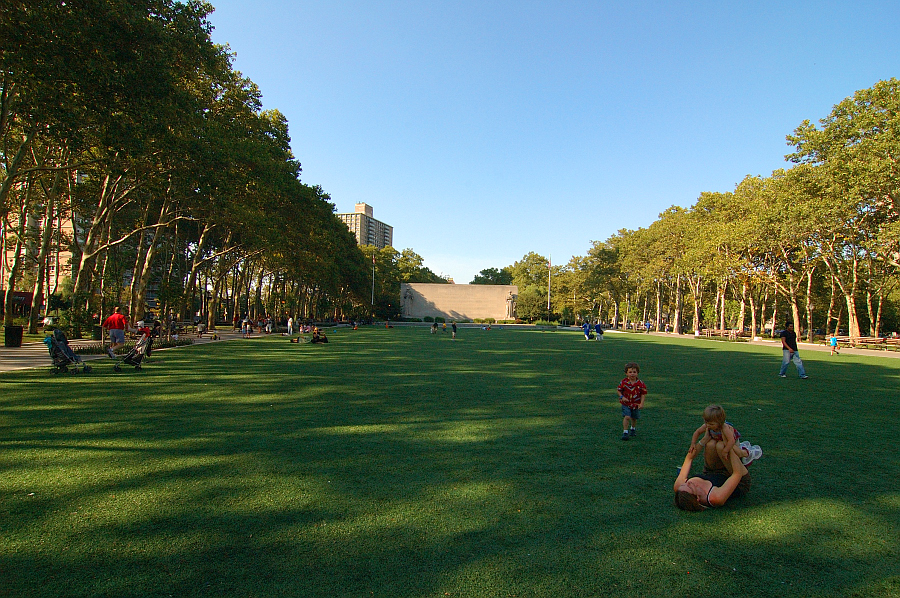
647, 330, 900, 359
0, 329, 248, 373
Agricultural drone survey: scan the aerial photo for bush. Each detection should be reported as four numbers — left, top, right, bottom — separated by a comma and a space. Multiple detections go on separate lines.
424, 316, 434, 322
73, 336, 194, 355
473, 318, 483, 324
434, 317, 445, 323
485, 318, 495, 324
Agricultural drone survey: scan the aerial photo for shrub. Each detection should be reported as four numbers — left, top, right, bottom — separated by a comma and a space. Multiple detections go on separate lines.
424, 316, 434, 322
73, 337, 194, 355
434, 317, 445, 323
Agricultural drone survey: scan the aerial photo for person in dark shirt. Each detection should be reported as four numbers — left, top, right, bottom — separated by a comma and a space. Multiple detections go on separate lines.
778, 322, 808, 379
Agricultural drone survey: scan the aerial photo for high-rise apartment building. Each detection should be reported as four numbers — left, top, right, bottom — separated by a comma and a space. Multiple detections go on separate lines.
336, 203, 393, 249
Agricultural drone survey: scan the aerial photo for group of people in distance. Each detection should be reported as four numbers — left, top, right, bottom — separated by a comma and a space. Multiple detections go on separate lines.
614, 361, 763, 512
582, 321, 604, 341
429, 321, 458, 339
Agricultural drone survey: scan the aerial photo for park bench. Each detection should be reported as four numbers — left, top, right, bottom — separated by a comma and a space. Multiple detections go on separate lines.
703, 329, 740, 340
832, 336, 898, 350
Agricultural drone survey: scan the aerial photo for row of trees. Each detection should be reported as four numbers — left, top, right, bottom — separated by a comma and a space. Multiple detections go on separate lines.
476, 80, 900, 339
0, 1, 448, 334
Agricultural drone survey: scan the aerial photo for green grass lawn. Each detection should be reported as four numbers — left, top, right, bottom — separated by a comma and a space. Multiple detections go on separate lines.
2, 327, 898, 597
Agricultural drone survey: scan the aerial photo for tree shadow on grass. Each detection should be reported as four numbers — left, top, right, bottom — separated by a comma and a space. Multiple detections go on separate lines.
1, 329, 898, 597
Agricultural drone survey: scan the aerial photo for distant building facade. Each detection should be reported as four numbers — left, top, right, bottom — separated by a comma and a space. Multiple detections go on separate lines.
336, 203, 393, 249
400, 283, 518, 321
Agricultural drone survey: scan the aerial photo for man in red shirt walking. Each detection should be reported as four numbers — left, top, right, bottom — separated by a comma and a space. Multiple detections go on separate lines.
102, 306, 131, 358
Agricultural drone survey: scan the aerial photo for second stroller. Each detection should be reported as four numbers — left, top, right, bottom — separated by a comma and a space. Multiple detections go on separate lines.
114, 324, 152, 372
44, 328, 92, 374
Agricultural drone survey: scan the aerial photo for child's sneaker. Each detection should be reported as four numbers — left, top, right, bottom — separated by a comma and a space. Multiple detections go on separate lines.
742, 445, 763, 465
107, 347, 115, 358
621, 432, 630, 441
628, 429, 636, 437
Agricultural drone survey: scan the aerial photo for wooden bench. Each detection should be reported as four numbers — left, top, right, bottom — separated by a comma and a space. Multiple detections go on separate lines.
703, 329, 740, 340
832, 336, 896, 350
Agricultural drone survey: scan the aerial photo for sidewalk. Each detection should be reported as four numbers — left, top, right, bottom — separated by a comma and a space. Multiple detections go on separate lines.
0, 329, 247, 373
654, 330, 900, 359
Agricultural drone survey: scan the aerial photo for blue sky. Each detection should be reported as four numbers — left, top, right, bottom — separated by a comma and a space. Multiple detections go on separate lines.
208, 1, 900, 284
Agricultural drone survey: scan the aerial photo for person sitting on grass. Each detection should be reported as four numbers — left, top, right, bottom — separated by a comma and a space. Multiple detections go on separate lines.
673, 440, 751, 511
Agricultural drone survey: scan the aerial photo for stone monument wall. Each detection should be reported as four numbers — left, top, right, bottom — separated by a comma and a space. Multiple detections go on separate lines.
400, 283, 518, 321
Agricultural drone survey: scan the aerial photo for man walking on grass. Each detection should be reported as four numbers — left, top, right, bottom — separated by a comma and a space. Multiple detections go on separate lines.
778, 321, 808, 379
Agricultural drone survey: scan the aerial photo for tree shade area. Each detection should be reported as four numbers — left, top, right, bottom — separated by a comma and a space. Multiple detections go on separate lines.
477, 81, 900, 338
0, 1, 452, 333
1, 328, 899, 596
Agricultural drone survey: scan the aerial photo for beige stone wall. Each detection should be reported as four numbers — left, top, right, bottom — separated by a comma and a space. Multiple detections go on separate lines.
400, 283, 518, 321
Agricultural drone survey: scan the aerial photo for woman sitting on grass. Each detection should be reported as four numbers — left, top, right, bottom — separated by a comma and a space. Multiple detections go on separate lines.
673, 441, 751, 511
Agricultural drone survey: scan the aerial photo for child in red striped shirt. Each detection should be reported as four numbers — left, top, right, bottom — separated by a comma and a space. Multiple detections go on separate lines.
617, 362, 647, 440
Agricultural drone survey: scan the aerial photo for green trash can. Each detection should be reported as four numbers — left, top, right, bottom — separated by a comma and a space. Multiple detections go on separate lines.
4, 325, 24, 348
92, 325, 103, 340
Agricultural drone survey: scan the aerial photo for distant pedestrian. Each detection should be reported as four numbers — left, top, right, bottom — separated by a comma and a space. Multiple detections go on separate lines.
451, 322, 457, 340
102, 306, 131, 358
778, 322, 808, 379
287, 316, 294, 336
583, 321, 591, 340
594, 322, 604, 341
829, 334, 840, 356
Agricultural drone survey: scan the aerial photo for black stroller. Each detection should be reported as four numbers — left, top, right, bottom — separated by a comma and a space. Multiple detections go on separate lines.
43, 329, 92, 374
114, 329, 152, 372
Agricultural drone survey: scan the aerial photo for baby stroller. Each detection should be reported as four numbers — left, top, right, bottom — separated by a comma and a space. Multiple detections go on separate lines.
44, 328, 92, 374
114, 327, 152, 372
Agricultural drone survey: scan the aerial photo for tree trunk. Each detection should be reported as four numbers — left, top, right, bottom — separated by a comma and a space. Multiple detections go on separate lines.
825, 275, 837, 340
749, 285, 758, 339
769, 289, 778, 338
28, 166, 64, 333
133, 191, 174, 321
718, 284, 726, 331
673, 274, 683, 334
805, 266, 816, 342
3, 177, 32, 326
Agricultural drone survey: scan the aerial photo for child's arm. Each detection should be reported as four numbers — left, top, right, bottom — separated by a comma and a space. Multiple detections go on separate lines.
690, 424, 708, 450
616, 381, 625, 402
636, 382, 647, 408
721, 424, 736, 456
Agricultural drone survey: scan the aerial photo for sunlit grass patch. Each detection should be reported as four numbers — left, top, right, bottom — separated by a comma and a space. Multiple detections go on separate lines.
1, 326, 898, 597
